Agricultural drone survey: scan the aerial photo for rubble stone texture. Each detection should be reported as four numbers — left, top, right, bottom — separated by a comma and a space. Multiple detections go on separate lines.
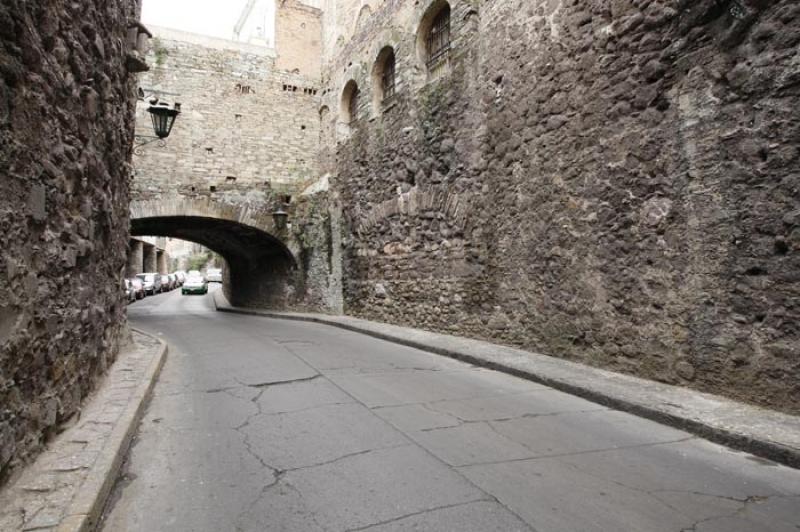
0, 0, 141, 482
323, 0, 800, 413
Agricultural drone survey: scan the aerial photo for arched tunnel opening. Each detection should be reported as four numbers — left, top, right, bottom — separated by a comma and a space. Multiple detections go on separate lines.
131, 216, 297, 309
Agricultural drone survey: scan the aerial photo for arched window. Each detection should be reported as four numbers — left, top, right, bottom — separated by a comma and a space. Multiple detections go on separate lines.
355, 5, 373, 32
426, 4, 450, 72
381, 50, 396, 102
341, 80, 360, 125
372, 46, 397, 112
348, 87, 360, 123
417, 2, 451, 79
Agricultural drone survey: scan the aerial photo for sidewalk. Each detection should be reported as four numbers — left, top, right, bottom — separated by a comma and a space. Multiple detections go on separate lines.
214, 291, 800, 470
0, 329, 167, 532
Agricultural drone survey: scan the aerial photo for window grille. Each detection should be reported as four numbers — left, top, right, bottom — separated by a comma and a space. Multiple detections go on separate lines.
348, 87, 360, 123
382, 52, 396, 104
426, 6, 451, 71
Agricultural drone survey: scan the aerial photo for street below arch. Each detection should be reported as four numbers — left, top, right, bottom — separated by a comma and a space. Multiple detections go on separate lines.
101, 287, 800, 532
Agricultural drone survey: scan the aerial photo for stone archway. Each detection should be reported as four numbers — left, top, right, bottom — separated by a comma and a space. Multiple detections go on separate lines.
130, 195, 299, 309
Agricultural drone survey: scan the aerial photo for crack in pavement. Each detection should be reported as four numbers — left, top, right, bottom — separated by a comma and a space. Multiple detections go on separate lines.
546, 458, 800, 531
270, 340, 540, 532
245, 374, 322, 388
282, 443, 412, 474
455, 436, 698, 468
676, 494, 773, 532
414, 406, 611, 432
342, 498, 502, 532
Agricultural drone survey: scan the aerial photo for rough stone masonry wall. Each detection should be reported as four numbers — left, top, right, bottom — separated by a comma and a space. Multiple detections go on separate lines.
0, 0, 140, 483
330, 0, 800, 413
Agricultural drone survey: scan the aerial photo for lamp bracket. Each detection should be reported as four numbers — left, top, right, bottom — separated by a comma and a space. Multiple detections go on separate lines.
133, 134, 167, 155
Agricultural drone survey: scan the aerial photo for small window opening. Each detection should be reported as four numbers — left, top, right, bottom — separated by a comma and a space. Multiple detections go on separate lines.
382, 50, 396, 104
426, 5, 451, 73
348, 87, 360, 123
210, 185, 217, 192
205, 147, 214, 153
226, 176, 237, 182
235, 83, 252, 95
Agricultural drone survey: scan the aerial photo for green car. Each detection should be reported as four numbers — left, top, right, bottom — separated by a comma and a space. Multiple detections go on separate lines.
181, 275, 208, 295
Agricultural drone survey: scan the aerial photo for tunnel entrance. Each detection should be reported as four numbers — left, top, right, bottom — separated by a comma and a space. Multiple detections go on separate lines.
131, 215, 297, 308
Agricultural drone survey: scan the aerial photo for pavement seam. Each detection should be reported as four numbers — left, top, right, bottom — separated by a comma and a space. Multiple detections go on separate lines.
268, 335, 540, 532
453, 436, 698, 469
214, 299, 800, 470
341, 498, 505, 532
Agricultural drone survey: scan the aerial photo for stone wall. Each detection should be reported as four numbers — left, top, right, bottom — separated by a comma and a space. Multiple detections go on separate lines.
276, 0, 323, 78
130, 25, 343, 314
133, 26, 321, 197
327, 0, 800, 413
0, 0, 140, 482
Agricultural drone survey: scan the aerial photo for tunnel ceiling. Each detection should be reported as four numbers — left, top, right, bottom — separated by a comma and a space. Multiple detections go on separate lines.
131, 216, 294, 266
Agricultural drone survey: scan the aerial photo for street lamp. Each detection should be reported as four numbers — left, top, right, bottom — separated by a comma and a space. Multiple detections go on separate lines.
133, 92, 181, 153
148, 102, 181, 139
272, 205, 289, 231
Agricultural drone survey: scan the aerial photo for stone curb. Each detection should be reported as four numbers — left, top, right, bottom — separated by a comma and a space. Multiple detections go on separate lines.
55, 328, 168, 532
213, 291, 800, 470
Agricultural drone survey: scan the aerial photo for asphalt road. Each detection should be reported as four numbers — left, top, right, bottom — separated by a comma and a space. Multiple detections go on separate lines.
102, 286, 800, 532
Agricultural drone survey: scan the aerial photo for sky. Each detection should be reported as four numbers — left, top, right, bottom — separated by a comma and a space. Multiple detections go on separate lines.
142, 0, 251, 40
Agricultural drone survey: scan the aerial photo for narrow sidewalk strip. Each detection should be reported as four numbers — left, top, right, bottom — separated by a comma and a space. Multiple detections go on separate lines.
0, 328, 167, 532
214, 291, 800, 470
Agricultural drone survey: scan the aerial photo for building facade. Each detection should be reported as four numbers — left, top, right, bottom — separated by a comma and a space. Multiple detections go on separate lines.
129, 0, 799, 414
321, 0, 800, 413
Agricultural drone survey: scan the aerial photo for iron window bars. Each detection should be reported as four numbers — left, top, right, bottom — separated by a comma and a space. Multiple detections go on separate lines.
426, 6, 451, 72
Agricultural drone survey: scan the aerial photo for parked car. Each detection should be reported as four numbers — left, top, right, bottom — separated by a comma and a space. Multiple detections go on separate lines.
124, 279, 136, 303
129, 277, 146, 300
206, 268, 222, 283
182, 274, 208, 295
168, 273, 178, 289
136, 273, 162, 295
160, 274, 172, 291
174, 271, 186, 286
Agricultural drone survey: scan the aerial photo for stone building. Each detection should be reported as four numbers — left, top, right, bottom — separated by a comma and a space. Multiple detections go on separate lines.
131, 3, 342, 311
319, 0, 800, 414
130, 0, 799, 414
0, 0, 143, 481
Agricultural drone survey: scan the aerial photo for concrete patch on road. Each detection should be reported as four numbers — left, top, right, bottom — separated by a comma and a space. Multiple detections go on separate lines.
0, 329, 167, 532
213, 290, 800, 469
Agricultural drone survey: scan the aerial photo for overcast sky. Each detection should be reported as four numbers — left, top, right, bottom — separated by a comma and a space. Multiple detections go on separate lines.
142, 0, 251, 40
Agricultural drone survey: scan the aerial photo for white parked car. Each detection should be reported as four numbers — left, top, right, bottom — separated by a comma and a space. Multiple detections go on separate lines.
182, 275, 208, 295
206, 268, 222, 283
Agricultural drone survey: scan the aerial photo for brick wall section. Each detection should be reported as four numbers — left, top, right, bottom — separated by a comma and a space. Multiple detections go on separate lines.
276, 0, 323, 78
133, 27, 321, 197
0, 0, 140, 482
326, 0, 800, 413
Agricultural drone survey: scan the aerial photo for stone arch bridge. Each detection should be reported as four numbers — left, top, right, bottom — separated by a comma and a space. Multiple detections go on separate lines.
130, 193, 306, 309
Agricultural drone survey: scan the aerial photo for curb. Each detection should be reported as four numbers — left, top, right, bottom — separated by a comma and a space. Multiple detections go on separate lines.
56, 328, 168, 532
214, 294, 800, 470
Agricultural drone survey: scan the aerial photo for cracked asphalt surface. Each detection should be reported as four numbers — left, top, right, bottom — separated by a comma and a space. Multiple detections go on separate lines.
101, 286, 800, 531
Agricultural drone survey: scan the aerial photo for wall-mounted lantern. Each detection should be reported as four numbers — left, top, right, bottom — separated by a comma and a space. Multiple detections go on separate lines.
149, 102, 181, 139
272, 205, 289, 231
133, 90, 181, 154
127, 22, 152, 73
